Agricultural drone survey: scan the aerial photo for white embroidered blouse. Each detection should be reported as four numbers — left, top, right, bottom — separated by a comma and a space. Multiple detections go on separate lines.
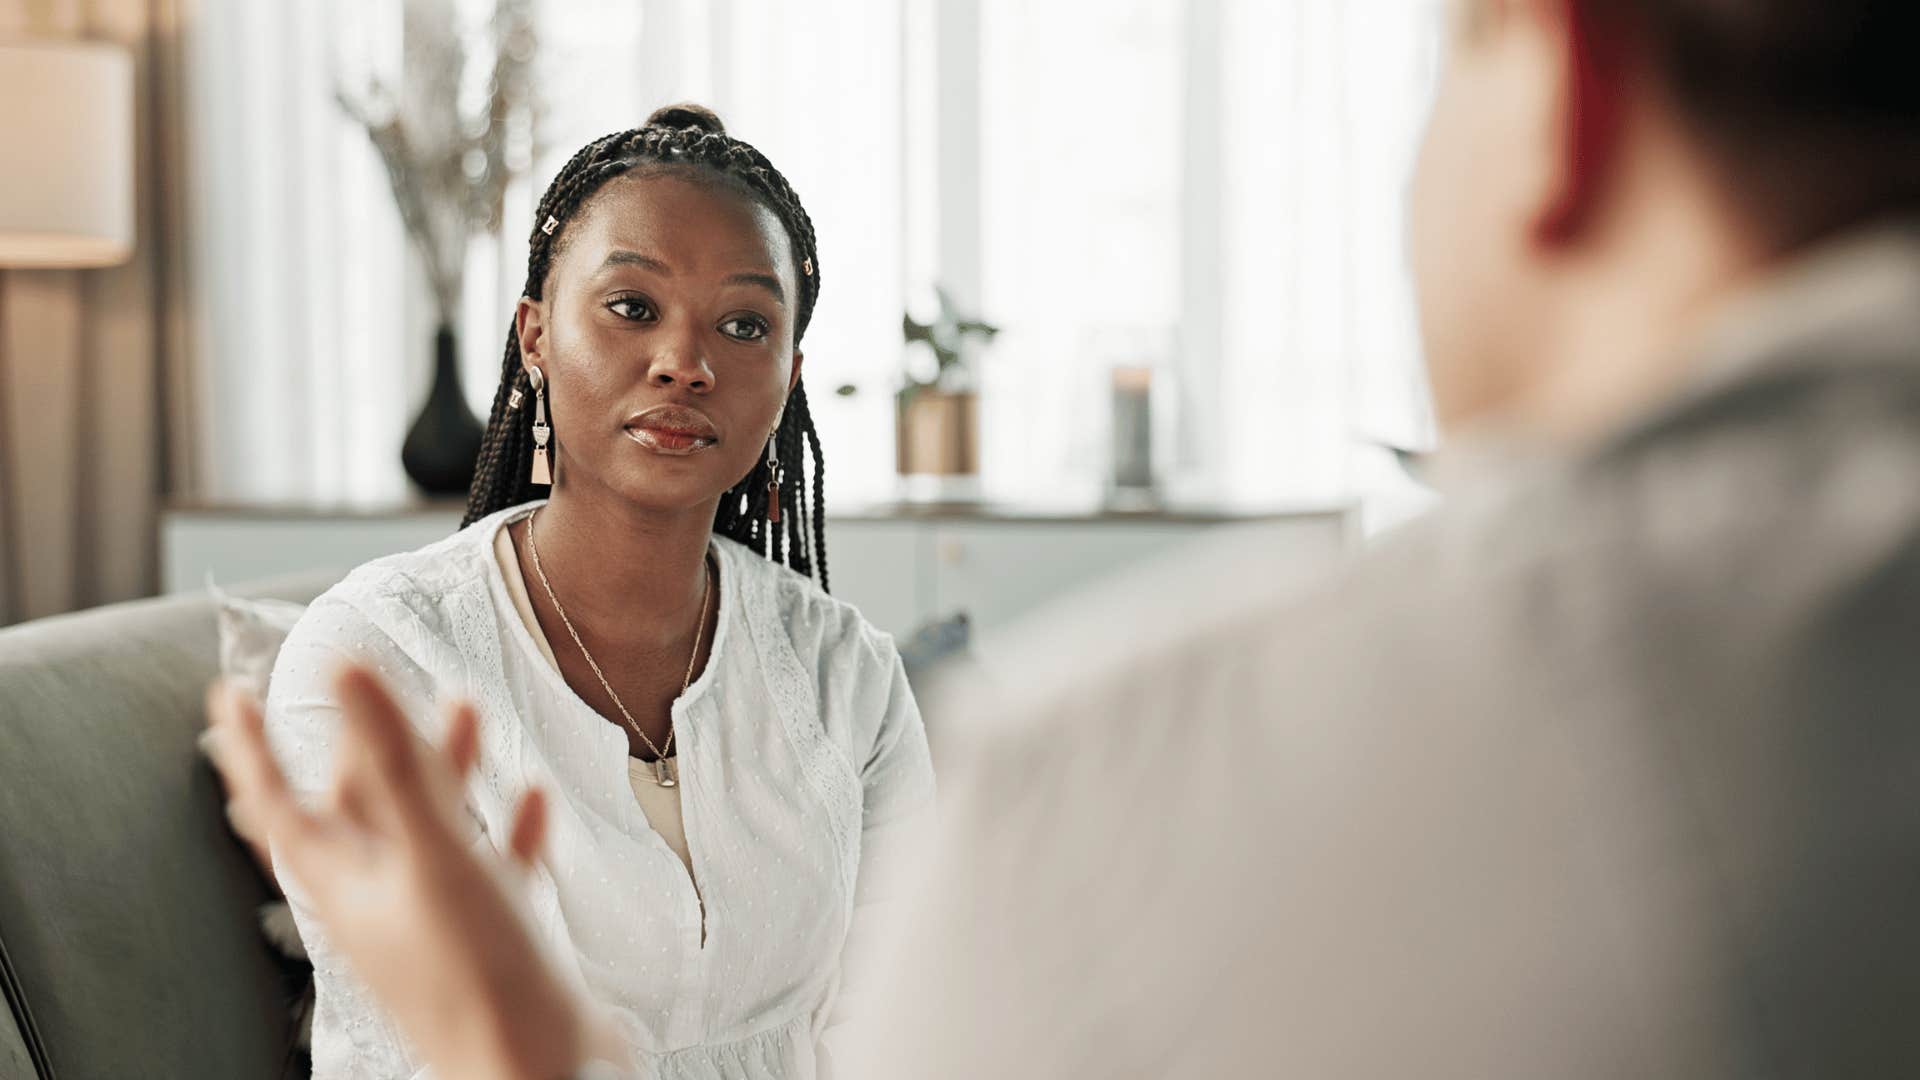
263, 502, 935, 1079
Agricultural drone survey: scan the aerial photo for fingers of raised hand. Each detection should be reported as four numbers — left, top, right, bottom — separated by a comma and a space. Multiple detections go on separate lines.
331, 664, 422, 781
203, 679, 314, 850
414, 700, 485, 845
442, 700, 481, 783
507, 787, 549, 872
328, 664, 439, 831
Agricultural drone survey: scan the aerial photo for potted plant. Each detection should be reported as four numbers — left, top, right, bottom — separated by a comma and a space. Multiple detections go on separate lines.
839, 286, 999, 479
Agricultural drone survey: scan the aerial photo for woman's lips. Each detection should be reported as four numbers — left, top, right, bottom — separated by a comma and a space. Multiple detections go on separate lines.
627, 428, 715, 455
625, 405, 720, 456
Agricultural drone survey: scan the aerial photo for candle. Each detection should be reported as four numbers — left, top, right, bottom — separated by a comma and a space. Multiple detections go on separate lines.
1111, 365, 1154, 492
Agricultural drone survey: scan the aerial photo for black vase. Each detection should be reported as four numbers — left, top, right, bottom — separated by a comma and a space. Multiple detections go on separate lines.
400, 324, 486, 496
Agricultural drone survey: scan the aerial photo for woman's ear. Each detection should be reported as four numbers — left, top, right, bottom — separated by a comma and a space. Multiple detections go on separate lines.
515, 296, 547, 366
788, 348, 805, 393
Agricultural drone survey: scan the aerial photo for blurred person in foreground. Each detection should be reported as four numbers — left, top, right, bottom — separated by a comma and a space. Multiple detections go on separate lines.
210, 0, 1920, 1075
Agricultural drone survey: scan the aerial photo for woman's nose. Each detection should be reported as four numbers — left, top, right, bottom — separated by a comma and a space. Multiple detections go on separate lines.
645, 329, 714, 392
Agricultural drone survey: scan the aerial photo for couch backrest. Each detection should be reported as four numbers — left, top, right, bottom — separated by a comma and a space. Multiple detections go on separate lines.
0, 577, 333, 1080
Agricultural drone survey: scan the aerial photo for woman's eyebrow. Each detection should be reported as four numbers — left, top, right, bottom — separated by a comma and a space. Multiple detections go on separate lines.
727, 272, 787, 307
598, 250, 670, 274
597, 250, 786, 307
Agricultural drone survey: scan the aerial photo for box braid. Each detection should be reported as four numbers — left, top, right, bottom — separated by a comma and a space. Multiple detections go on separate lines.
461, 104, 831, 591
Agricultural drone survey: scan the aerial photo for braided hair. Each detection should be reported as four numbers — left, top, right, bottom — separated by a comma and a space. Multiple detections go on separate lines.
461, 104, 831, 591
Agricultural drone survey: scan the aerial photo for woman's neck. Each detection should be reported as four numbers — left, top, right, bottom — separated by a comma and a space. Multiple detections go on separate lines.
522, 486, 715, 649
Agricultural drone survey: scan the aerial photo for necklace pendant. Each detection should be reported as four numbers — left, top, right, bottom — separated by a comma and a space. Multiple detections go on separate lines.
655, 758, 677, 788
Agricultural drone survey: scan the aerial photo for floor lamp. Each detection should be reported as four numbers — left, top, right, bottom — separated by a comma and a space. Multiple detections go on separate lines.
0, 39, 134, 622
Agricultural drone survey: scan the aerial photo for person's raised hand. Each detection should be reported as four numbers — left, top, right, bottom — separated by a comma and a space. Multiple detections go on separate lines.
204, 667, 589, 1080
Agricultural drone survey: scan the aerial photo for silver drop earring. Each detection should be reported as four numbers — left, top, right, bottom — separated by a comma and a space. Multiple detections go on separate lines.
765, 411, 784, 524
528, 366, 553, 486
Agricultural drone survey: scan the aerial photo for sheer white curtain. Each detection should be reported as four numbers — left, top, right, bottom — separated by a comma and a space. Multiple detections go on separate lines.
186, 0, 904, 506
975, 0, 1188, 504
186, 0, 415, 505
1218, 0, 1444, 504
974, 0, 1443, 507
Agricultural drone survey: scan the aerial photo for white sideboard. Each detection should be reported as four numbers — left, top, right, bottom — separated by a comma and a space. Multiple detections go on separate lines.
162, 500, 1353, 638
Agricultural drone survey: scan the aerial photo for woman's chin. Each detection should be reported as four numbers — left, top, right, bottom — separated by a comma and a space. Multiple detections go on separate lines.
598, 469, 739, 517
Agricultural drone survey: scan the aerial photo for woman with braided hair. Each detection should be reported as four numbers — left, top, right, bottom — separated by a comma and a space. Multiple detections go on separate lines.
254, 104, 934, 1079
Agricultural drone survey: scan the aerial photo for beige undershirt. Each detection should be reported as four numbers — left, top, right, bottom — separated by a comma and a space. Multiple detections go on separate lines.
492, 525, 697, 880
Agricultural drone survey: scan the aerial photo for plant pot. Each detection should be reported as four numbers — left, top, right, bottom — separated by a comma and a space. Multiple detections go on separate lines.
896, 390, 978, 477
400, 324, 486, 495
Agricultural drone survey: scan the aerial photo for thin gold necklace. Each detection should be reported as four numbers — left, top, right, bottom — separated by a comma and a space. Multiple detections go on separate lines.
525, 508, 711, 788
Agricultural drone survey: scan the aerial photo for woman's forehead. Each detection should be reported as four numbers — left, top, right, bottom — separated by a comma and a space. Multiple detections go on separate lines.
571, 170, 793, 269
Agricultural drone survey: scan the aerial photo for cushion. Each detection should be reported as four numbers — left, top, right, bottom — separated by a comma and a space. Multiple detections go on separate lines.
213, 586, 308, 698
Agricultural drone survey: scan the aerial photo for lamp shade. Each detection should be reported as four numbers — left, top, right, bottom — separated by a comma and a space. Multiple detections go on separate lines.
0, 40, 134, 268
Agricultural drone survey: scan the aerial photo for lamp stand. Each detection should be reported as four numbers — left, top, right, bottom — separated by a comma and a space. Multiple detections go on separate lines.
0, 274, 20, 623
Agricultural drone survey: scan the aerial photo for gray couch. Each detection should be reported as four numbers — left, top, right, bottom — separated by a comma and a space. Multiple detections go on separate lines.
0, 578, 334, 1080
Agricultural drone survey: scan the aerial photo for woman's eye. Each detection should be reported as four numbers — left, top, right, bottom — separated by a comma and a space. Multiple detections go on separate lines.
720, 316, 769, 342
607, 297, 655, 321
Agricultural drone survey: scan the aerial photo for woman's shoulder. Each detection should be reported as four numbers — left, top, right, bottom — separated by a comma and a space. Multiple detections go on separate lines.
265, 513, 525, 778
714, 535, 898, 671
300, 505, 517, 641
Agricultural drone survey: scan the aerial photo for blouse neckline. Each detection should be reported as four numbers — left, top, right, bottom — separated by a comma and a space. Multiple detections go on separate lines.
478, 501, 735, 760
